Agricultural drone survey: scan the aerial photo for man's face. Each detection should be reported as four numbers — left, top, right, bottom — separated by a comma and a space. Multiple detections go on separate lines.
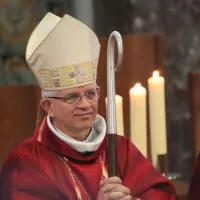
42, 84, 99, 134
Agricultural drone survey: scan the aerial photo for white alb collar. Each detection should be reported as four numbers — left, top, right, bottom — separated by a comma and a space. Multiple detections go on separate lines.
47, 114, 107, 153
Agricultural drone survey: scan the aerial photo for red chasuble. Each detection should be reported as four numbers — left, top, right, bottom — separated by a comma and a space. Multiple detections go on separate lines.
0, 117, 176, 200
188, 152, 200, 200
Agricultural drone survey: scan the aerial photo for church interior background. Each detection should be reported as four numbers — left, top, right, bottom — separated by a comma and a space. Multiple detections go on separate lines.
0, 0, 200, 199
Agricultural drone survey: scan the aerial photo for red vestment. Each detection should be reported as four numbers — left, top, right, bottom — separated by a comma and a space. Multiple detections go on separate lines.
0, 117, 176, 200
188, 152, 200, 200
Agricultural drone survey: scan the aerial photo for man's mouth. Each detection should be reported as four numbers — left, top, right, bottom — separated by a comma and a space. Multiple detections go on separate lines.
74, 113, 93, 116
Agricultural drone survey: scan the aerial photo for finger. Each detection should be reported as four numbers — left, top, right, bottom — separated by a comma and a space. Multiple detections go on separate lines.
112, 186, 130, 195
100, 178, 107, 186
104, 191, 126, 200
102, 183, 122, 192
100, 176, 122, 187
119, 195, 132, 200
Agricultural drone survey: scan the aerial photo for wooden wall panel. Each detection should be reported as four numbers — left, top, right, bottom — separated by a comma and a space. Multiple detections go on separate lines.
188, 72, 200, 161
0, 85, 37, 166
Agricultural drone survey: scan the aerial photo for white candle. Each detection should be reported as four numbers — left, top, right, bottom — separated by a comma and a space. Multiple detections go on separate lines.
105, 95, 124, 136
148, 71, 167, 168
129, 83, 147, 158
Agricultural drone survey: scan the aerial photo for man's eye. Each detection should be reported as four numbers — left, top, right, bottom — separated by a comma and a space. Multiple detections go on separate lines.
86, 91, 96, 99
66, 94, 79, 102
87, 91, 95, 96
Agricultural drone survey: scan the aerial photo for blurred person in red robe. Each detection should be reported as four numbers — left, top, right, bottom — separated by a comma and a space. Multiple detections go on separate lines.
188, 153, 200, 199
0, 12, 176, 200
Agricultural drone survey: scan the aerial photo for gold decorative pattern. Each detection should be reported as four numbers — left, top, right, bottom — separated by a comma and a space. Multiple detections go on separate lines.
37, 116, 47, 142
39, 59, 98, 89
100, 156, 108, 179
69, 173, 83, 200
39, 69, 53, 87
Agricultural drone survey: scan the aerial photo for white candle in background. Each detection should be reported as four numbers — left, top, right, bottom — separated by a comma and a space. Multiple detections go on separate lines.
115, 95, 124, 136
148, 71, 167, 168
129, 83, 147, 158
105, 95, 124, 136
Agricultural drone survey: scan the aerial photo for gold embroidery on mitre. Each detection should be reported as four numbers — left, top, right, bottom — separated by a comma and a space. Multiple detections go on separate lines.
50, 68, 59, 77
73, 64, 88, 83
92, 59, 98, 79
39, 59, 98, 89
52, 78, 61, 87
50, 68, 61, 87
80, 61, 92, 82
59, 65, 76, 86
39, 69, 53, 87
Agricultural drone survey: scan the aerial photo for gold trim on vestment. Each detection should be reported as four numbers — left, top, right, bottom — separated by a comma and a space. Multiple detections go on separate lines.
37, 116, 46, 142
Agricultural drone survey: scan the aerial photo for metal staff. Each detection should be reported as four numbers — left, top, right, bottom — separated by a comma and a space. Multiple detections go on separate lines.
107, 31, 123, 177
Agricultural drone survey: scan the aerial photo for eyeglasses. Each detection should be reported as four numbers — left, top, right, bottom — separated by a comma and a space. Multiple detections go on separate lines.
48, 86, 100, 105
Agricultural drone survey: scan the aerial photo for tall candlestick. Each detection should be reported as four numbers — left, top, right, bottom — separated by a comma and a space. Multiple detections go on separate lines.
105, 95, 124, 136
148, 71, 167, 168
129, 83, 147, 158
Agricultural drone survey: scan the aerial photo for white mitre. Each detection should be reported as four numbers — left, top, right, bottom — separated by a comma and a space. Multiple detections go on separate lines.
25, 12, 100, 91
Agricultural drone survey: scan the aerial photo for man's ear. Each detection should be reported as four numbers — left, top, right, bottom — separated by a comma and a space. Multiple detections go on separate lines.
41, 99, 54, 117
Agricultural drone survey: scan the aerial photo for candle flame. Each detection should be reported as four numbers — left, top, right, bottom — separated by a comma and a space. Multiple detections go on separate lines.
129, 83, 146, 95
153, 71, 159, 79
116, 94, 122, 102
135, 83, 141, 88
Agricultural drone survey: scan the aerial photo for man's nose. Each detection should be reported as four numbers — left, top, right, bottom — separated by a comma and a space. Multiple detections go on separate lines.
77, 95, 91, 108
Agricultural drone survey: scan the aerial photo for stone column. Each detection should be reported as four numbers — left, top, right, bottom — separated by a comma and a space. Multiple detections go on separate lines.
72, 0, 95, 30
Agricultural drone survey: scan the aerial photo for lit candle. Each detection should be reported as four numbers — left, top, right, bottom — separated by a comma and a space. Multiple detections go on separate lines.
129, 83, 147, 158
148, 71, 167, 168
105, 95, 124, 136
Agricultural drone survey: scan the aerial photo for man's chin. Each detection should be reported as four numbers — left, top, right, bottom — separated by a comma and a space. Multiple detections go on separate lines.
75, 118, 94, 129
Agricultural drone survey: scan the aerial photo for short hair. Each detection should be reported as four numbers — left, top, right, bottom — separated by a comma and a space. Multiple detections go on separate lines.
41, 90, 57, 98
